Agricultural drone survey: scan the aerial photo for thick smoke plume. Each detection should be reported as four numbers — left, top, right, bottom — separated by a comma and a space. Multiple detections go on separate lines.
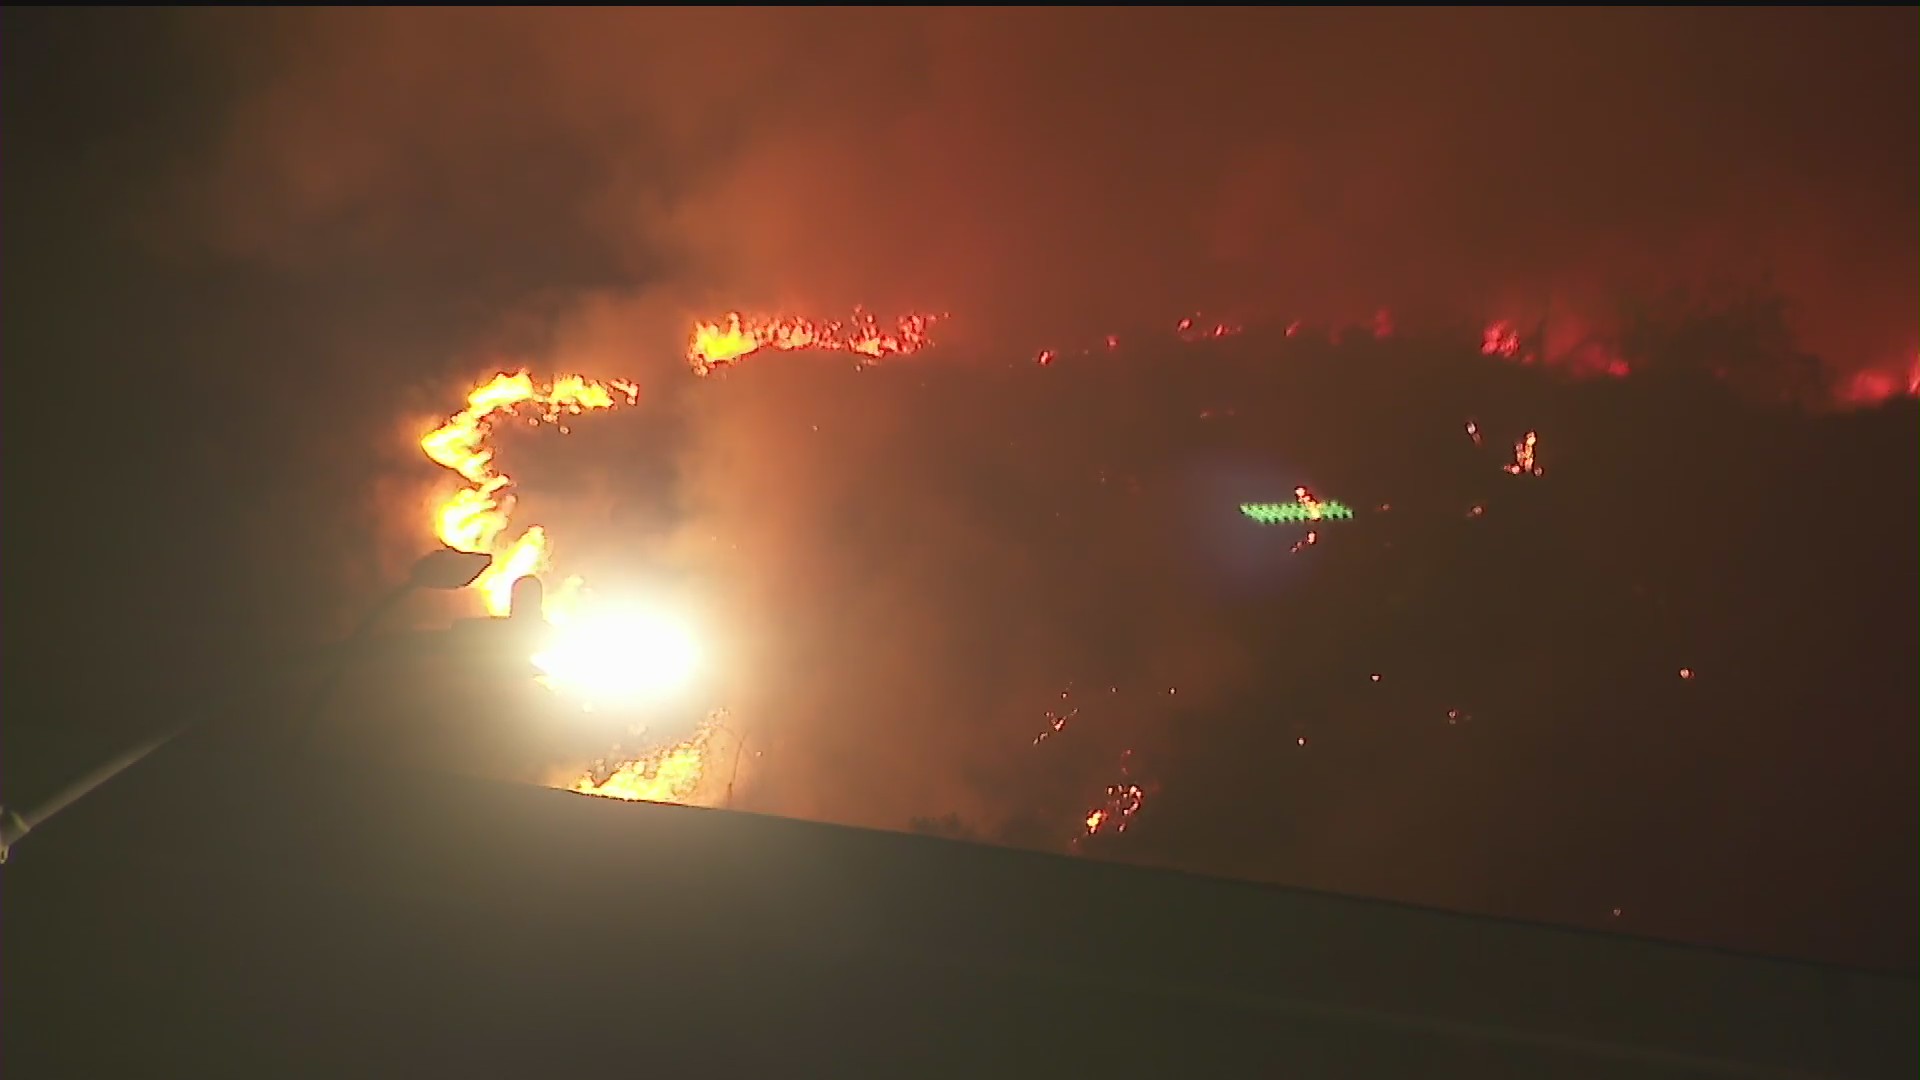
154, 9, 1916, 836
192, 8, 1916, 369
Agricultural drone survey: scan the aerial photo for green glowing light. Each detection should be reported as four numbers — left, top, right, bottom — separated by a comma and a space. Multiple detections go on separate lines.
1240, 501, 1355, 524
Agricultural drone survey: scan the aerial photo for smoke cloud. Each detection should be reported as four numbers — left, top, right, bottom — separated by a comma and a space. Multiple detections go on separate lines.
188, 8, 1917, 366
155, 8, 1915, 833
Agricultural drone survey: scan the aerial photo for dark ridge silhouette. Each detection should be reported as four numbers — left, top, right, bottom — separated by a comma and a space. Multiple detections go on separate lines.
870, 314, 1918, 970
5, 737, 1914, 1078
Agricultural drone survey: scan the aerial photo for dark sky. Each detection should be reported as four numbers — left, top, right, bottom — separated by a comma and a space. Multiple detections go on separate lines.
4, 9, 1915, 967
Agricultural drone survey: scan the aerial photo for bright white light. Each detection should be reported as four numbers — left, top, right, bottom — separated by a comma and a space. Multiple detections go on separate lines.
530, 606, 702, 703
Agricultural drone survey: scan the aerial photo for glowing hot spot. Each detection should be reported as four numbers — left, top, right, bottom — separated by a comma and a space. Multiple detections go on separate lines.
532, 606, 703, 704
424, 312, 936, 806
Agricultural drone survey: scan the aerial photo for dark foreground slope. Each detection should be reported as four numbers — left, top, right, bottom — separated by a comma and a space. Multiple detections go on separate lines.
5, 740, 1913, 1079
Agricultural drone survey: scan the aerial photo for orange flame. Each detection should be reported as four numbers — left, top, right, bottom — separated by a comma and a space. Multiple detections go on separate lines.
428, 311, 934, 808
421, 371, 639, 616
424, 371, 726, 805
570, 712, 726, 804
687, 310, 938, 375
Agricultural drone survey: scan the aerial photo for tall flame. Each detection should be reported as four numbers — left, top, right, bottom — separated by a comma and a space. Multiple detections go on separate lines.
424, 313, 933, 808
420, 371, 638, 616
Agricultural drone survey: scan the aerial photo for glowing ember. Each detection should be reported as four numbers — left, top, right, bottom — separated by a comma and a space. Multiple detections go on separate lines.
1033, 688, 1078, 745
1084, 782, 1144, 835
1482, 320, 1523, 358
1503, 430, 1544, 476
1080, 750, 1145, 837
687, 310, 938, 375
1176, 315, 1242, 342
421, 371, 638, 616
1836, 356, 1920, 406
